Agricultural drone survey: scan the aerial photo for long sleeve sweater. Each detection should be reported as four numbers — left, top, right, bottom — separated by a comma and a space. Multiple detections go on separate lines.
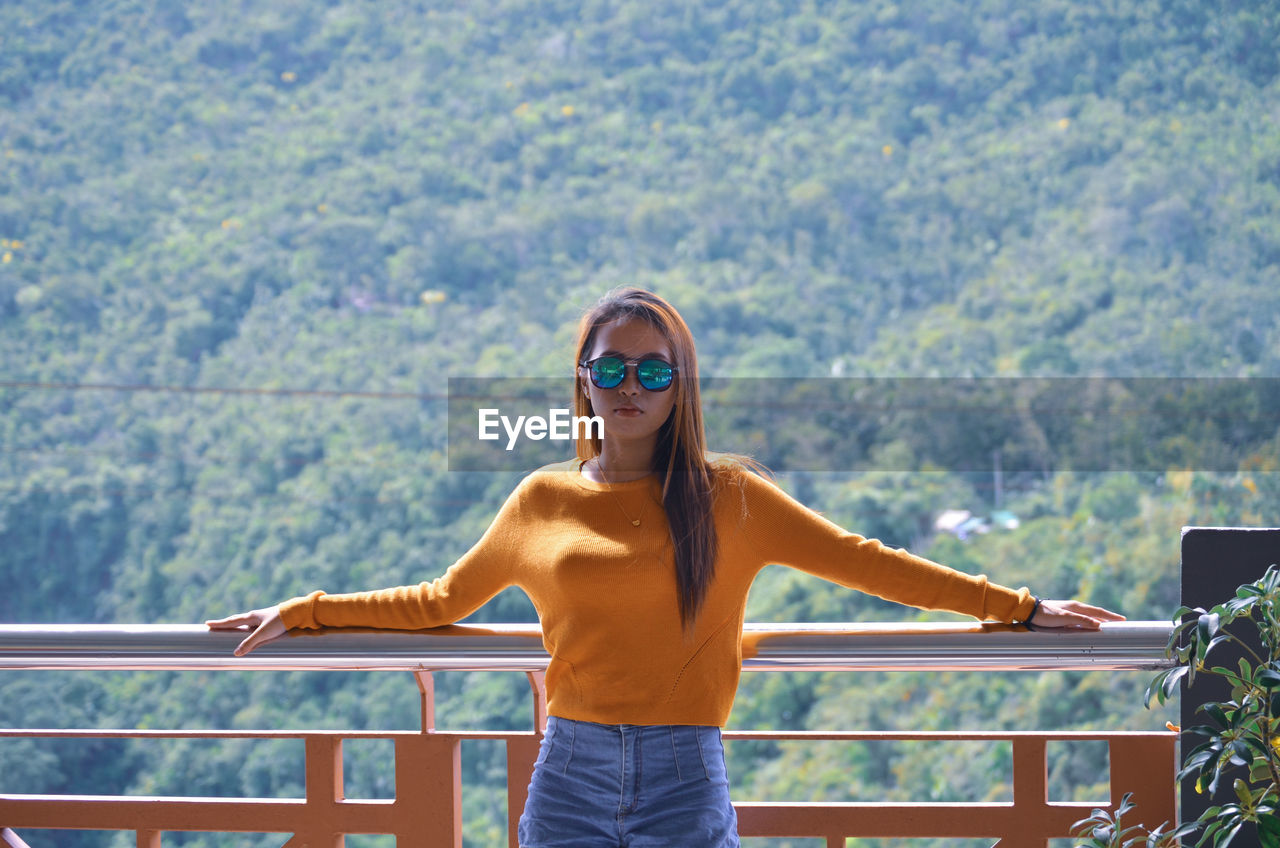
279, 459, 1036, 727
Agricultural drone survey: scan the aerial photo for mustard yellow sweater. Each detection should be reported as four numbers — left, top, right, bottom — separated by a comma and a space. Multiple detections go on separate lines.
279, 459, 1035, 726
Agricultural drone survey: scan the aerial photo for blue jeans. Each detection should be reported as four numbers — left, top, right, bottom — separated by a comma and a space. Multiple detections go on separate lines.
517, 717, 741, 847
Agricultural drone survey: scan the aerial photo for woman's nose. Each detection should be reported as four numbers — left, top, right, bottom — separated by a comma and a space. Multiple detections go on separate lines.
618, 365, 642, 393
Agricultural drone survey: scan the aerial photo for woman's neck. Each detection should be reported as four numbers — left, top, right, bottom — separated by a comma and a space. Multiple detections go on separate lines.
590, 440, 657, 482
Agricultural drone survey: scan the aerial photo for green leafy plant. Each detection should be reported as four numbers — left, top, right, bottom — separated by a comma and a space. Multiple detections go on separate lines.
1071, 792, 1197, 848
1075, 564, 1280, 848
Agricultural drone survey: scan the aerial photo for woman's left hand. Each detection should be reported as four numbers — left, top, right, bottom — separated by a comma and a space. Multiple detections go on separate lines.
1030, 600, 1126, 630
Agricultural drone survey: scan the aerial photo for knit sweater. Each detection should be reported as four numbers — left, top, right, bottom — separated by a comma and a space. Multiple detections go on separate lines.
279, 459, 1036, 726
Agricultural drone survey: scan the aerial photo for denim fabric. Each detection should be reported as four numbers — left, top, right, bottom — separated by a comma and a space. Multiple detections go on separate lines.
517, 716, 741, 847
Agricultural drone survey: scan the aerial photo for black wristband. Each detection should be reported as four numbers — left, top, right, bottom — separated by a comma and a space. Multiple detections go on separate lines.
1024, 596, 1042, 629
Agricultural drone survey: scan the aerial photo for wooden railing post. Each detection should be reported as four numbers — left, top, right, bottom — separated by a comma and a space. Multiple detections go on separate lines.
1006, 737, 1048, 848
526, 671, 547, 733
395, 733, 461, 848
136, 830, 161, 848
1109, 735, 1178, 833
505, 735, 538, 847
281, 736, 345, 848
414, 671, 436, 732
502, 671, 547, 848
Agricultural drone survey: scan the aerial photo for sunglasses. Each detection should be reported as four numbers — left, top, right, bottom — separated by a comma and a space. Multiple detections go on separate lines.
580, 356, 678, 392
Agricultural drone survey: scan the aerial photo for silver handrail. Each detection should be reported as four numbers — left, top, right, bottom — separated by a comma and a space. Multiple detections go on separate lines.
0, 621, 1173, 673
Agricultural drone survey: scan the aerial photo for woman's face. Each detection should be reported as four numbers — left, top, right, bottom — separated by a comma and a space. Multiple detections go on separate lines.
579, 318, 679, 449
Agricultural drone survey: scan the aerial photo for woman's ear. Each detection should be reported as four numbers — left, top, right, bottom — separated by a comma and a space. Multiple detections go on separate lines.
577, 371, 594, 413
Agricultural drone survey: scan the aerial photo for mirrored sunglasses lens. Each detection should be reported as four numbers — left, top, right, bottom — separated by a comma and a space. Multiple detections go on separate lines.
637, 360, 674, 389
591, 358, 626, 388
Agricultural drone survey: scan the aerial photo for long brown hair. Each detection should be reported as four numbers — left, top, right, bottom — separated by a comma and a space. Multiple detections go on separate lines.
573, 288, 716, 629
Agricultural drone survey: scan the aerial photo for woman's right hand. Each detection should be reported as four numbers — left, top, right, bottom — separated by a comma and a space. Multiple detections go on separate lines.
205, 605, 287, 656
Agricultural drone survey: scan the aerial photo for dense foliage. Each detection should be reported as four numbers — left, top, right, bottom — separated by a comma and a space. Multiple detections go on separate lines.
1074, 565, 1280, 848
3, 0, 1279, 845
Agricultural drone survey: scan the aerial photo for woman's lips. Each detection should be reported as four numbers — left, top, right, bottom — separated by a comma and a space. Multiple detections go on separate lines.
614, 406, 642, 417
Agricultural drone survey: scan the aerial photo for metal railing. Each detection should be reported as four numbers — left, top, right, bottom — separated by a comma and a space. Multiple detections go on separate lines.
0, 621, 1178, 848
0, 620, 1175, 672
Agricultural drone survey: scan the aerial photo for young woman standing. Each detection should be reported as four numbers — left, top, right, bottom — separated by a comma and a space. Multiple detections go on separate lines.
208, 287, 1122, 846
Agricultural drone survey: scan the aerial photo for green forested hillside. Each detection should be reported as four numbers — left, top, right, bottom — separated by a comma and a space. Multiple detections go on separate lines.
2, 0, 1279, 845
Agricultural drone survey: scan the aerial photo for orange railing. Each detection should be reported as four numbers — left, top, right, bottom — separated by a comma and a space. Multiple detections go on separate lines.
0, 623, 1177, 847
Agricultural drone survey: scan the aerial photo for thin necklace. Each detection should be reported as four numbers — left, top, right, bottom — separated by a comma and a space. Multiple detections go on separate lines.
594, 457, 645, 527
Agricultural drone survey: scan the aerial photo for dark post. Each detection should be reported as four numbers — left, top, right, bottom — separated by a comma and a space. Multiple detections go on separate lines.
1179, 526, 1280, 834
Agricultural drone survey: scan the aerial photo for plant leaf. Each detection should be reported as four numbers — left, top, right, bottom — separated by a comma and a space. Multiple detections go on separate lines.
1227, 739, 1253, 767
1258, 814, 1280, 848
1233, 778, 1252, 805
1203, 702, 1230, 728
1196, 818, 1223, 847
1197, 612, 1221, 654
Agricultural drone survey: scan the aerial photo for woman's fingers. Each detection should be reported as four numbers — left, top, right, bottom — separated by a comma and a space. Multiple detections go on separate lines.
1059, 601, 1126, 621
205, 606, 286, 656
205, 610, 261, 630
234, 612, 286, 657
1032, 599, 1127, 630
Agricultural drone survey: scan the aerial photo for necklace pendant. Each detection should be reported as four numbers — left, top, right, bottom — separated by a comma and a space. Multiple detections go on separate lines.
593, 458, 644, 528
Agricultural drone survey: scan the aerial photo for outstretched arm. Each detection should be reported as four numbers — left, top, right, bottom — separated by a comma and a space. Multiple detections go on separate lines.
206, 606, 287, 656
205, 472, 537, 655
728, 469, 1127, 626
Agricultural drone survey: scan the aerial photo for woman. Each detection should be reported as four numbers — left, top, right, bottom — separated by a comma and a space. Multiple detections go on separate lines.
208, 287, 1122, 847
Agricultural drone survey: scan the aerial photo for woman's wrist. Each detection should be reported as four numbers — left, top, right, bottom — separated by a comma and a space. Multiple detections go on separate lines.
1023, 595, 1043, 628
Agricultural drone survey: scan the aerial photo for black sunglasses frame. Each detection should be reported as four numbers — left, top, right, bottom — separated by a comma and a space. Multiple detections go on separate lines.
579, 356, 679, 392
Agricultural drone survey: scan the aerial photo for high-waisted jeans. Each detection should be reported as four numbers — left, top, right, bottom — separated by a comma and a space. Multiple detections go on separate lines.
517, 716, 740, 847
